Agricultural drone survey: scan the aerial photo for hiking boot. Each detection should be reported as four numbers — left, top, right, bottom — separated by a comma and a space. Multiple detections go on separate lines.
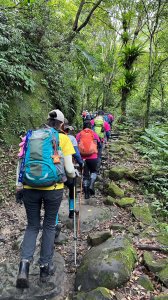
83, 180, 90, 199
69, 210, 74, 219
84, 186, 90, 199
40, 262, 56, 282
55, 223, 61, 239
16, 259, 30, 289
89, 173, 97, 196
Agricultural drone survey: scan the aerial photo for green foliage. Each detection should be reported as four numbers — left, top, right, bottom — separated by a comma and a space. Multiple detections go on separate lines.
120, 45, 143, 70
135, 125, 168, 220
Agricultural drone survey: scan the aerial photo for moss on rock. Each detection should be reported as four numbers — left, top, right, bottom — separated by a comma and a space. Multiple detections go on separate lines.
109, 167, 128, 181
107, 182, 124, 198
131, 204, 153, 225
126, 168, 152, 181
87, 231, 112, 246
110, 144, 123, 153
110, 223, 125, 231
118, 197, 135, 207
103, 196, 118, 205
74, 287, 112, 300
137, 275, 154, 291
157, 265, 168, 287
75, 236, 137, 291
144, 251, 168, 273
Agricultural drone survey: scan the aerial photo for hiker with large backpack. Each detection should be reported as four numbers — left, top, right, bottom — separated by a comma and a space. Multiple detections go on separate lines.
76, 120, 101, 199
91, 110, 110, 167
15, 109, 76, 288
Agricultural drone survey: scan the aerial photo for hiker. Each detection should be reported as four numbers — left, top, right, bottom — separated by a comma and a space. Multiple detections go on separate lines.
15, 109, 76, 288
91, 110, 110, 166
63, 119, 83, 218
104, 112, 114, 130
108, 113, 114, 127
81, 110, 91, 122
55, 119, 83, 240
76, 120, 101, 199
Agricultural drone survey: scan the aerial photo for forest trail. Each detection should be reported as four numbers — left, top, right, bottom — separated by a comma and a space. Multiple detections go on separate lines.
0, 131, 168, 300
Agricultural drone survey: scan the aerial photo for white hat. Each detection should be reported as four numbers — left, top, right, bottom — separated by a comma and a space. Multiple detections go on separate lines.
47, 109, 64, 123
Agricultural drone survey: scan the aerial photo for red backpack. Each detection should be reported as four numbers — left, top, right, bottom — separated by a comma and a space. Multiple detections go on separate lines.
78, 129, 98, 156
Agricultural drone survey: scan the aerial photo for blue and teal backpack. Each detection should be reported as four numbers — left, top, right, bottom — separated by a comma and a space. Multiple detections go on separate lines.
22, 127, 66, 187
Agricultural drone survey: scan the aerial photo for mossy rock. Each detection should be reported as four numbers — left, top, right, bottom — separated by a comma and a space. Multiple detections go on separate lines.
157, 265, 168, 287
103, 196, 118, 205
126, 168, 152, 181
110, 223, 125, 231
131, 204, 153, 225
75, 236, 137, 291
87, 231, 112, 246
73, 287, 113, 300
109, 167, 128, 181
152, 294, 168, 300
155, 224, 168, 247
110, 144, 123, 153
107, 182, 124, 198
137, 275, 154, 291
117, 197, 135, 207
144, 251, 168, 273
157, 233, 168, 247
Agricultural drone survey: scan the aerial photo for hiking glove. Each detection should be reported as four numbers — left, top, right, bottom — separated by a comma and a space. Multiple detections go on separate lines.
74, 168, 80, 177
16, 190, 24, 205
79, 161, 85, 172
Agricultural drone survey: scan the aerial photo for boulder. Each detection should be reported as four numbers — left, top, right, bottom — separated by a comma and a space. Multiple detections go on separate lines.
110, 223, 125, 231
54, 232, 69, 245
75, 236, 137, 292
131, 204, 153, 225
109, 167, 128, 181
74, 287, 113, 300
103, 196, 118, 205
117, 197, 135, 207
157, 265, 168, 287
87, 231, 112, 246
110, 144, 123, 153
104, 197, 135, 208
137, 275, 154, 291
107, 182, 124, 198
126, 168, 152, 181
144, 251, 168, 273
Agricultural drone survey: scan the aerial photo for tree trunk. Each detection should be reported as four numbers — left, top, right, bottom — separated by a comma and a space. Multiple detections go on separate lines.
160, 79, 165, 115
144, 36, 153, 128
121, 87, 128, 116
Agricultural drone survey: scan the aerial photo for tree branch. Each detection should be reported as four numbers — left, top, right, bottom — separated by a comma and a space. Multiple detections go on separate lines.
73, 0, 85, 31
136, 244, 168, 254
76, 0, 103, 33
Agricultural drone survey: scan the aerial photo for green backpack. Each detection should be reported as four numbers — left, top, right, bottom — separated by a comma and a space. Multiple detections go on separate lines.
94, 116, 104, 139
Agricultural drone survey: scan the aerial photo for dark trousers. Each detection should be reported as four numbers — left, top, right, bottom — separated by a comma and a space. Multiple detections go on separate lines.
65, 177, 74, 199
83, 159, 98, 181
21, 189, 63, 265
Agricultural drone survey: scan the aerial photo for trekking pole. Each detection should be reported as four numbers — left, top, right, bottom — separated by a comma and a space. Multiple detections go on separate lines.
77, 165, 84, 235
73, 177, 79, 266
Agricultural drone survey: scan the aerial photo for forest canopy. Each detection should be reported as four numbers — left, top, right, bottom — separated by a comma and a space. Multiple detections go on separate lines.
0, 0, 168, 141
